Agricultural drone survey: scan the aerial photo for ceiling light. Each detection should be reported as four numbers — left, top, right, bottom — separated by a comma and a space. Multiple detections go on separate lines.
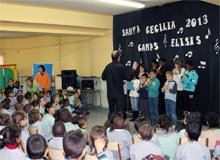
97, 0, 145, 8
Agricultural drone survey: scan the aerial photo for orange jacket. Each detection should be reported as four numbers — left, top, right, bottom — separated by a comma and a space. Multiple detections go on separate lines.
35, 72, 51, 91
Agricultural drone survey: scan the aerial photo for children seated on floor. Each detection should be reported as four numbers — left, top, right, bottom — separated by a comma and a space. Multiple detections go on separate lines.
58, 108, 80, 132
0, 125, 26, 160
24, 92, 32, 105
6, 89, 17, 109
177, 111, 201, 138
107, 116, 132, 160
28, 109, 44, 136
105, 112, 130, 137
155, 114, 178, 160
41, 102, 56, 141
213, 142, 220, 160
1, 97, 13, 115
13, 81, 21, 96
175, 121, 211, 160
78, 118, 88, 134
73, 92, 85, 116
201, 112, 220, 150
133, 117, 160, 147
48, 121, 66, 150
26, 134, 48, 160
12, 110, 29, 150
45, 90, 52, 103
89, 125, 114, 160
62, 98, 74, 113
39, 97, 46, 116
63, 130, 87, 160
0, 112, 12, 131
52, 94, 60, 110
32, 92, 39, 101
129, 122, 162, 160
57, 89, 65, 105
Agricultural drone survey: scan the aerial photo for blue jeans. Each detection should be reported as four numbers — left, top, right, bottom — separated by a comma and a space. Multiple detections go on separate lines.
165, 99, 177, 125
149, 97, 159, 125
130, 97, 139, 111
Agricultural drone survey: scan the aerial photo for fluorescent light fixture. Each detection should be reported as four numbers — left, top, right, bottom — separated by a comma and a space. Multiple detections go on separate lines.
97, 0, 145, 8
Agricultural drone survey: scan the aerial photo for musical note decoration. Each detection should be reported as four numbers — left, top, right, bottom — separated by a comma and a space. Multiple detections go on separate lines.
156, 53, 160, 62
185, 51, 193, 58
177, 27, 184, 34
118, 44, 122, 53
198, 61, 206, 69
173, 55, 179, 61
128, 41, 134, 47
125, 60, 131, 66
205, 28, 211, 39
214, 39, 219, 55
163, 34, 167, 48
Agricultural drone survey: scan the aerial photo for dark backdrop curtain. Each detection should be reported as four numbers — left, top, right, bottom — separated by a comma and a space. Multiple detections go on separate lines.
113, 1, 220, 118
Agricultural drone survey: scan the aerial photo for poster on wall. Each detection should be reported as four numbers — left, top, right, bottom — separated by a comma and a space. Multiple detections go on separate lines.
113, 1, 220, 114
0, 64, 18, 89
33, 63, 53, 90
33, 63, 53, 80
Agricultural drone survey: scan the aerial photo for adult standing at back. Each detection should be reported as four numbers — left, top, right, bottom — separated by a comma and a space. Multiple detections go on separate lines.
102, 50, 138, 119
35, 65, 51, 92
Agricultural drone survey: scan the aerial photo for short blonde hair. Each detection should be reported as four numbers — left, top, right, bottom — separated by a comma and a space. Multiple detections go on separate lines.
166, 70, 173, 76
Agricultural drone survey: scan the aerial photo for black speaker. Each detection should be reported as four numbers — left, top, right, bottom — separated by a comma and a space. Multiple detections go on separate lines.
81, 80, 94, 90
61, 70, 77, 89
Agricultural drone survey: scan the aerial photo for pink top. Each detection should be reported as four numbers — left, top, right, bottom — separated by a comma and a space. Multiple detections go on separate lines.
201, 129, 220, 150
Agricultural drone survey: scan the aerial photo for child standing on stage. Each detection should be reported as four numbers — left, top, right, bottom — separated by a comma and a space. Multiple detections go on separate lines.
129, 75, 140, 121
137, 73, 149, 119
146, 69, 160, 125
173, 58, 185, 112
181, 61, 199, 111
162, 71, 177, 126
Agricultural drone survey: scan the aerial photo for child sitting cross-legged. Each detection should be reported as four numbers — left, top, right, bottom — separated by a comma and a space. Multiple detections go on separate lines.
129, 122, 162, 160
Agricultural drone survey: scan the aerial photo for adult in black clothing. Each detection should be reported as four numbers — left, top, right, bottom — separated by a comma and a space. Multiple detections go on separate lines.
4, 79, 14, 96
157, 58, 169, 114
102, 50, 138, 119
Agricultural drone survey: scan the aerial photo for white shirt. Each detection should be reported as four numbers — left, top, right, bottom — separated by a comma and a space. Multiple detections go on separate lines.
30, 121, 44, 136
130, 141, 162, 160
129, 79, 140, 97
173, 67, 186, 91
175, 141, 211, 160
64, 122, 80, 132
107, 129, 132, 160
41, 114, 55, 140
48, 137, 63, 150
21, 129, 30, 150
2, 108, 13, 116
0, 147, 26, 160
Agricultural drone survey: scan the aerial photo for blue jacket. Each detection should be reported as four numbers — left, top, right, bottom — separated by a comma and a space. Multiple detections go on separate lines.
181, 70, 199, 92
148, 77, 160, 98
